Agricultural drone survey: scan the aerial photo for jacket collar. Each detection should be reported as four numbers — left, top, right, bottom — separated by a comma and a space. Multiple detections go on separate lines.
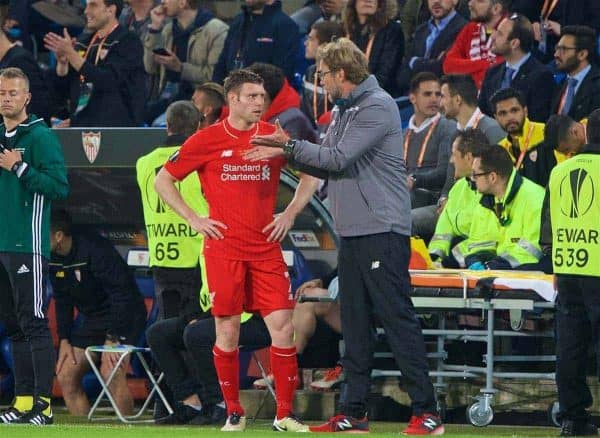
343, 75, 379, 108
480, 168, 523, 211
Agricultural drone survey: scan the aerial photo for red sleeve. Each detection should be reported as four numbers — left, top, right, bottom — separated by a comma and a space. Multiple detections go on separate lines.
442, 24, 493, 77
163, 132, 209, 181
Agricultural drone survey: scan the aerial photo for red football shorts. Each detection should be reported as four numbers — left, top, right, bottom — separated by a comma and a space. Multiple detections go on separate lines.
205, 256, 294, 317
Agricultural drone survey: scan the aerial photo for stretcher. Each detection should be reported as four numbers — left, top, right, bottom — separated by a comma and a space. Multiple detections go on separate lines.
373, 269, 557, 427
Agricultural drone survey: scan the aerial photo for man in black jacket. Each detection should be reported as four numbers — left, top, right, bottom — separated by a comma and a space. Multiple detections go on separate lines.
479, 13, 555, 122
49, 210, 147, 416
43, 0, 146, 127
212, 0, 300, 84
396, 0, 467, 96
551, 25, 600, 122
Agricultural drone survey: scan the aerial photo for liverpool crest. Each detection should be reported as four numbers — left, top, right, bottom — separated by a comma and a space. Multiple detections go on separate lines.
82, 131, 101, 163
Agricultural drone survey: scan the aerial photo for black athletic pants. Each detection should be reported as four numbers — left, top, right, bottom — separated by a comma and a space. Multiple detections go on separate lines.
0, 252, 55, 399
337, 232, 436, 418
556, 274, 600, 422
147, 314, 271, 404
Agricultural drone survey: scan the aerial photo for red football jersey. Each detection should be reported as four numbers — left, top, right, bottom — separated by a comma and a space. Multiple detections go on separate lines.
164, 119, 286, 260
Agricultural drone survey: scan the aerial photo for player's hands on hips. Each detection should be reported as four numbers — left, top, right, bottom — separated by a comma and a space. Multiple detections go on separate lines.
263, 209, 295, 242
56, 339, 77, 374
189, 214, 227, 239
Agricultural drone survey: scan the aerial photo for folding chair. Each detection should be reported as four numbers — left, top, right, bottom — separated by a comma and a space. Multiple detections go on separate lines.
240, 346, 275, 422
84, 344, 173, 423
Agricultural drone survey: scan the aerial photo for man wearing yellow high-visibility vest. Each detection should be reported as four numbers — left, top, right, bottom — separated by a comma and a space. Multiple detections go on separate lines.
542, 108, 600, 437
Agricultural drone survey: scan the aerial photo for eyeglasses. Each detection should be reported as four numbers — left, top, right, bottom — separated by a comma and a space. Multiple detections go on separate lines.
470, 171, 491, 180
316, 70, 333, 81
554, 45, 579, 53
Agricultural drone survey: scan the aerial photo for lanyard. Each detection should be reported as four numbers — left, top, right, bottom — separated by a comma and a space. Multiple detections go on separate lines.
557, 81, 572, 115
347, 32, 375, 62
312, 72, 328, 124
80, 23, 119, 82
404, 116, 440, 167
540, 0, 560, 21
514, 123, 535, 169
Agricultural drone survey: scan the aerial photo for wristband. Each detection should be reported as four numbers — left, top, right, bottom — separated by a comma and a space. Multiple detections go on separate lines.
283, 139, 296, 158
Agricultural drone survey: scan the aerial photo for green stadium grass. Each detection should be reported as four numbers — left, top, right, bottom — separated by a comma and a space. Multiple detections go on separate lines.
1, 416, 561, 438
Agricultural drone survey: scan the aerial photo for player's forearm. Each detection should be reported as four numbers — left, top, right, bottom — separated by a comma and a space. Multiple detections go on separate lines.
284, 173, 320, 217
154, 168, 198, 224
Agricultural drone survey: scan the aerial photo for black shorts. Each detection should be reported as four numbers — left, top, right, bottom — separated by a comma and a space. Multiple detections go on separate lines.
70, 310, 146, 349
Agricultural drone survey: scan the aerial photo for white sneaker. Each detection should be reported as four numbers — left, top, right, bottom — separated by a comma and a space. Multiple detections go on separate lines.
273, 414, 310, 432
253, 373, 274, 390
221, 412, 246, 432
310, 364, 344, 391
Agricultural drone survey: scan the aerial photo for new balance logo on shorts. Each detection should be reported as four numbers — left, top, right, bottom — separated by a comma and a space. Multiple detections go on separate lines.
17, 264, 30, 274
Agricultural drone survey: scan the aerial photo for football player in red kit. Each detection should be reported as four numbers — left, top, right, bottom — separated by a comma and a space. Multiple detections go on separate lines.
154, 69, 319, 432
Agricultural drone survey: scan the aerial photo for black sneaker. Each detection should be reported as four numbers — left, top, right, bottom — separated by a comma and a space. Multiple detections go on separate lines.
16, 399, 53, 426
0, 406, 25, 424
560, 420, 598, 436
188, 403, 227, 426
155, 402, 201, 425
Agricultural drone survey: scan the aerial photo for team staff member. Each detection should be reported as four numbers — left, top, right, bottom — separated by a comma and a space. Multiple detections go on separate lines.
155, 69, 319, 433
49, 210, 147, 417
136, 100, 207, 321
0, 67, 68, 426
429, 128, 488, 267
454, 145, 545, 270
248, 38, 443, 436
542, 108, 600, 437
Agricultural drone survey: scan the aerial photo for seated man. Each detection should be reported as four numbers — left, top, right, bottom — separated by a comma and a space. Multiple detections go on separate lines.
428, 128, 487, 267
405, 72, 456, 209
49, 210, 147, 416
454, 145, 545, 269
491, 87, 546, 168
254, 273, 343, 391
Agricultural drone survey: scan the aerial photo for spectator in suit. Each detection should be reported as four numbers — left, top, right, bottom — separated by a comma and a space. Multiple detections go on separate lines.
440, 74, 506, 143
343, 0, 404, 96
143, 0, 228, 126
532, 0, 600, 63
400, 0, 470, 51
248, 62, 317, 143
551, 25, 600, 122
44, 0, 147, 127
212, 1, 300, 85
479, 13, 555, 122
443, 0, 509, 89
396, 0, 467, 96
